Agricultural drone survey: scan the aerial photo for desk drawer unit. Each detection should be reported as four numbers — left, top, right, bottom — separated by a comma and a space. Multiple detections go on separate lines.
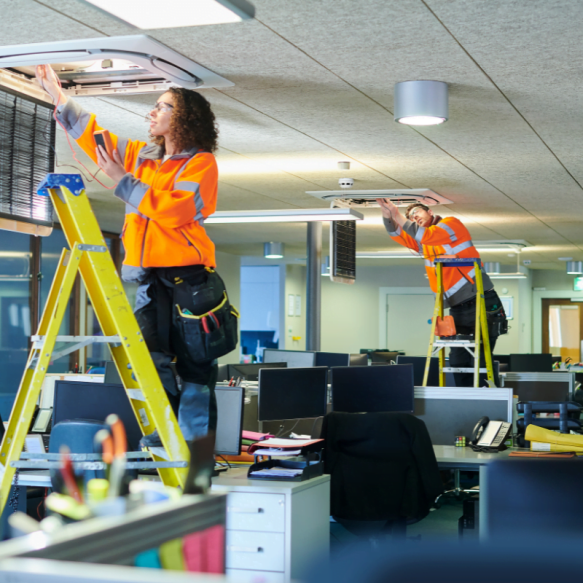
226, 530, 285, 572
226, 569, 285, 583
226, 492, 285, 532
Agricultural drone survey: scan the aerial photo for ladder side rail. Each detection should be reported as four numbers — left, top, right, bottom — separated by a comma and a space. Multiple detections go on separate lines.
473, 261, 483, 387
437, 263, 446, 387
0, 249, 81, 514
474, 262, 495, 386
423, 262, 442, 386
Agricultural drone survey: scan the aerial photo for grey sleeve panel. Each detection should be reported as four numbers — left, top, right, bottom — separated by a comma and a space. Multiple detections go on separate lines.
114, 173, 148, 209
116, 137, 129, 164
383, 216, 401, 236
401, 219, 421, 238
54, 99, 91, 140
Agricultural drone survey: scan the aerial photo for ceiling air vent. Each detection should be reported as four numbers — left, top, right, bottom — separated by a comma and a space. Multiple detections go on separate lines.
0, 35, 233, 97
306, 188, 452, 208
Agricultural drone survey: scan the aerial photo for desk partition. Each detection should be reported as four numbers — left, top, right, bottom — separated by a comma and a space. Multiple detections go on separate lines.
501, 372, 574, 401
413, 387, 514, 446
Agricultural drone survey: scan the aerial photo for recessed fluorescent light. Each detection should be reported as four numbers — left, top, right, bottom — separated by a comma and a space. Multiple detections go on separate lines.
205, 208, 364, 224
82, 0, 255, 29
356, 251, 422, 259
487, 273, 528, 279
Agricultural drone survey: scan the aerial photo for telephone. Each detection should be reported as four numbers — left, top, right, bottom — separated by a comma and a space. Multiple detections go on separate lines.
470, 416, 512, 452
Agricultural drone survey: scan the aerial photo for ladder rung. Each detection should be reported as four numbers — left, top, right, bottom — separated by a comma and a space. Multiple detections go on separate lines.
31, 335, 121, 343
11, 460, 188, 470
433, 341, 476, 347
442, 367, 489, 373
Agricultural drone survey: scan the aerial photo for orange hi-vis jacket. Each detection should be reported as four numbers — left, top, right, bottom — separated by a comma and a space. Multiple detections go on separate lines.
56, 99, 217, 282
384, 215, 493, 307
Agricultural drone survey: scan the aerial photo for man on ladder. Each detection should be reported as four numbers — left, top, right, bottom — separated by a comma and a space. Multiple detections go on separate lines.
377, 199, 507, 387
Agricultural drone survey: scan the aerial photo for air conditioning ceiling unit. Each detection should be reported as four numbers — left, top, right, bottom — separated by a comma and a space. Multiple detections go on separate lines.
306, 188, 452, 208
0, 35, 233, 97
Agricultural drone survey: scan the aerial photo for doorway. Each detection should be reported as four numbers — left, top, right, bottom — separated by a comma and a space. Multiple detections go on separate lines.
542, 298, 582, 361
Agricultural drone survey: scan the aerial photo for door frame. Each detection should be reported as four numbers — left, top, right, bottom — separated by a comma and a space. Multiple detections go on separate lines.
533, 289, 583, 352
541, 298, 583, 355
379, 287, 434, 349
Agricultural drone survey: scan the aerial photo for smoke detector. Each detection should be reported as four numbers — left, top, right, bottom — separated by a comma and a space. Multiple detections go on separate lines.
305, 188, 452, 208
0, 35, 233, 97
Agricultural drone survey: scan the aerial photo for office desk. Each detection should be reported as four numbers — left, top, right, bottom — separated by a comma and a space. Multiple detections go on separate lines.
212, 468, 330, 583
434, 445, 517, 539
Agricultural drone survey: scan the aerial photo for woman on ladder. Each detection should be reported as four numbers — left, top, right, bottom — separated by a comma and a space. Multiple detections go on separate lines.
36, 64, 224, 444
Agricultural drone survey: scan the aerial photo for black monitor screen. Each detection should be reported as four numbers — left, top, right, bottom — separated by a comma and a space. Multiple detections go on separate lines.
510, 354, 553, 373
215, 387, 244, 456
228, 362, 287, 382
263, 349, 316, 368
258, 367, 328, 421
331, 364, 414, 413
314, 352, 350, 368
53, 381, 142, 451
396, 356, 439, 386
370, 351, 399, 364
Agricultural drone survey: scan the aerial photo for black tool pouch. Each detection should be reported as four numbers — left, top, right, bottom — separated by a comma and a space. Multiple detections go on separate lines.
486, 306, 508, 336
171, 269, 239, 363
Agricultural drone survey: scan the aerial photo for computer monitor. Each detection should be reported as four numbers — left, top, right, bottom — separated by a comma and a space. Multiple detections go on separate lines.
53, 381, 142, 451
509, 353, 553, 373
396, 355, 439, 386
263, 349, 316, 368
331, 364, 414, 414
370, 351, 399, 364
104, 360, 122, 384
314, 352, 350, 367
227, 362, 287, 382
214, 386, 244, 456
217, 363, 231, 383
258, 367, 328, 421
349, 353, 369, 366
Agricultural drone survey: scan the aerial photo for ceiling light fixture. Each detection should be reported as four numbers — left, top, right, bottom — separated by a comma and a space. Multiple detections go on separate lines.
394, 80, 448, 126
264, 242, 284, 259
205, 208, 363, 224
81, 0, 255, 29
473, 240, 531, 254
567, 261, 583, 275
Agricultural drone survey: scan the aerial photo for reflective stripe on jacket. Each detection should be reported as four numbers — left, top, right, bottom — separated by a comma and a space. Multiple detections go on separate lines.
56, 99, 217, 275
385, 215, 493, 307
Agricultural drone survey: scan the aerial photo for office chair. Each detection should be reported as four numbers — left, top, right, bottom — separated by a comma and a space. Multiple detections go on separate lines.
486, 459, 583, 537
321, 412, 443, 540
304, 538, 583, 583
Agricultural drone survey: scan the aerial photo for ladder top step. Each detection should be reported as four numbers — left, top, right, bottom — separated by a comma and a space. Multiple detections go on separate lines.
434, 258, 481, 266
442, 367, 490, 373
434, 340, 476, 346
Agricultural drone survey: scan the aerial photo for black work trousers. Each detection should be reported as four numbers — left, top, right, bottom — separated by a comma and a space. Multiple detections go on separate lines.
448, 289, 501, 387
134, 266, 218, 435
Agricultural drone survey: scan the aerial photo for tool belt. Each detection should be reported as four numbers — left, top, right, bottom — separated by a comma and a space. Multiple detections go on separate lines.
486, 306, 508, 336
155, 266, 239, 363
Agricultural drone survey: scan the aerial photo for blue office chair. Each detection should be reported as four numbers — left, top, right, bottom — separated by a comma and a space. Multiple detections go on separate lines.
49, 419, 108, 488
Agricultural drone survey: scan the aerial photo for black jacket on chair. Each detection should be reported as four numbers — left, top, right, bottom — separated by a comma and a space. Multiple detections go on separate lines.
321, 412, 443, 522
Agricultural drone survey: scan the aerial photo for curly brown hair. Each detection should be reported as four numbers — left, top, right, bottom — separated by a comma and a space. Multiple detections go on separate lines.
150, 87, 219, 153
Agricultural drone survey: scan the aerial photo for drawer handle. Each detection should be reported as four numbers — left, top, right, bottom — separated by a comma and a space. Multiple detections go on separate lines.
227, 546, 264, 553
228, 507, 264, 514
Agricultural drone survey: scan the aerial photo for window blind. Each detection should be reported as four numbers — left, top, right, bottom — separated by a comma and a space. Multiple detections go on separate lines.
0, 86, 55, 227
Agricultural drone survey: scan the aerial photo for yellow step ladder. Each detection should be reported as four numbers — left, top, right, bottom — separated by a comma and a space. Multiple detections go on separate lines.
0, 174, 189, 514
423, 258, 495, 387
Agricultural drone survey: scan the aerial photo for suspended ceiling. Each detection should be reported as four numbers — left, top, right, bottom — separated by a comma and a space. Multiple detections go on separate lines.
2, 0, 583, 269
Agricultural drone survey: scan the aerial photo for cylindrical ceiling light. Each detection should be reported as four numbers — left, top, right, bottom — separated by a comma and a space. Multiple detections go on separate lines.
485, 262, 501, 274
394, 80, 448, 126
264, 242, 284, 259
566, 261, 583, 274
